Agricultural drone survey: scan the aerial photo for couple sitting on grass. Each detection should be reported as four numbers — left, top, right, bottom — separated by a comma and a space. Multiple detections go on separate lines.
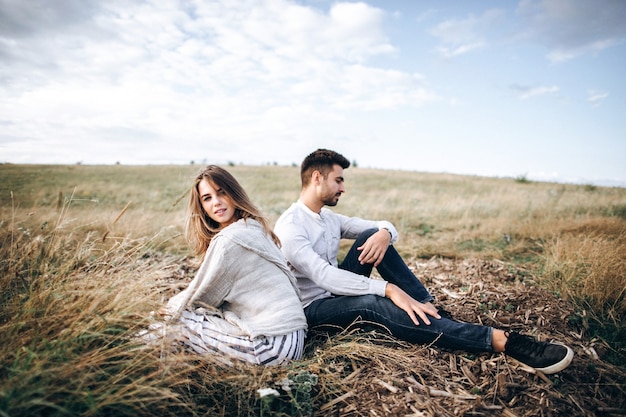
162, 148, 574, 374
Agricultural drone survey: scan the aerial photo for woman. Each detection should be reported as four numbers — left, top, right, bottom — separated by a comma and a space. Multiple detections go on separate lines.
163, 165, 307, 366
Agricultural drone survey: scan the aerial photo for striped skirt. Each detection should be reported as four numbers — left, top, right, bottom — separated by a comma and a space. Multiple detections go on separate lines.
152, 309, 306, 366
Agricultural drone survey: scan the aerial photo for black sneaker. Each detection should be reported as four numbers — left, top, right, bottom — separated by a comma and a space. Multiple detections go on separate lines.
504, 332, 574, 374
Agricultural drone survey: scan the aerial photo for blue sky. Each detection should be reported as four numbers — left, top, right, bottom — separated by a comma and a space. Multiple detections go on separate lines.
1, 0, 625, 186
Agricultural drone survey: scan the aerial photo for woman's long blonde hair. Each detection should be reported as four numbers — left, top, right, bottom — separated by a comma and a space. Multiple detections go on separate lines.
185, 165, 280, 256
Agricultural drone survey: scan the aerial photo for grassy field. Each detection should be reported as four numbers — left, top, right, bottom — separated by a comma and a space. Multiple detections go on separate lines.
1, 163, 625, 416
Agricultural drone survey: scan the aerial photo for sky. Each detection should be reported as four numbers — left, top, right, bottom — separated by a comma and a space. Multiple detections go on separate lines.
1, 0, 625, 186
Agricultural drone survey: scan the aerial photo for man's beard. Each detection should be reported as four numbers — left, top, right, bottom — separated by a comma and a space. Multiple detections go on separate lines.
323, 194, 340, 206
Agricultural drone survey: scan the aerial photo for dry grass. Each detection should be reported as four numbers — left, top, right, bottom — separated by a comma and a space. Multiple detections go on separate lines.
1, 218, 183, 415
544, 218, 626, 314
541, 218, 626, 363
1, 163, 625, 416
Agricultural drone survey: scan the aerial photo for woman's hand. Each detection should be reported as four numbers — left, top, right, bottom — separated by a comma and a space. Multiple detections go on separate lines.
357, 229, 392, 267
385, 283, 441, 325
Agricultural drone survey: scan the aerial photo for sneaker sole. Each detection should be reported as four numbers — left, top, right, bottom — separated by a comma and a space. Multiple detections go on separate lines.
535, 345, 574, 375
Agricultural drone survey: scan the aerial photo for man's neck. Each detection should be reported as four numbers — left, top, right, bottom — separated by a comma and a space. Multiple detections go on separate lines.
299, 191, 323, 214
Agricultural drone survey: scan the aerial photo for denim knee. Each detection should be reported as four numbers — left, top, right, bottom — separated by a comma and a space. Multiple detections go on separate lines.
354, 228, 378, 245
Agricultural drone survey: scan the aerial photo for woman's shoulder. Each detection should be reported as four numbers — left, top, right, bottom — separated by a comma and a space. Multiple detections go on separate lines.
243, 217, 262, 227
216, 218, 259, 232
233, 217, 263, 231
216, 218, 264, 241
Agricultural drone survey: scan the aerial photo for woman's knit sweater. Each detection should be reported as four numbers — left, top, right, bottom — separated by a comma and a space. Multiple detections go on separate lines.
167, 218, 307, 339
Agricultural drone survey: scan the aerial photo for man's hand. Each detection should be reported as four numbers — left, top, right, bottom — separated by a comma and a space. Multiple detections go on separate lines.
357, 229, 392, 267
385, 283, 440, 325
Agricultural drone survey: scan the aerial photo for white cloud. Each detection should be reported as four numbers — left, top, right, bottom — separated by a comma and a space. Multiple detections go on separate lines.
517, 0, 626, 62
587, 90, 609, 108
513, 85, 559, 99
0, 0, 437, 165
428, 9, 505, 58
436, 41, 484, 59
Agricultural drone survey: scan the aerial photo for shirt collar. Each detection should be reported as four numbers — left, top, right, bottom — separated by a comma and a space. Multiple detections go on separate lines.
296, 199, 322, 220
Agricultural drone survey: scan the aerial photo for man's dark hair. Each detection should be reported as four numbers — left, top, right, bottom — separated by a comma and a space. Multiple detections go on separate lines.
300, 149, 350, 187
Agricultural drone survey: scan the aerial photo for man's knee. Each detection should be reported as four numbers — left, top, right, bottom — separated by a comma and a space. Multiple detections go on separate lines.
340, 294, 388, 313
354, 294, 396, 314
355, 228, 378, 245
358, 294, 380, 305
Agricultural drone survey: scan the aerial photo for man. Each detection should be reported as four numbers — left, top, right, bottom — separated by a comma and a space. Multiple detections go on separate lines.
274, 149, 573, 374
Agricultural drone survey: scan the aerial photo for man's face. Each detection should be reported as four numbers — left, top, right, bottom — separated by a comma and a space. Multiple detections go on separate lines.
319, 164, 345, 206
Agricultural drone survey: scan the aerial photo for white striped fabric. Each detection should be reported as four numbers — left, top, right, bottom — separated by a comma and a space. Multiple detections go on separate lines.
171, 309, 306, 366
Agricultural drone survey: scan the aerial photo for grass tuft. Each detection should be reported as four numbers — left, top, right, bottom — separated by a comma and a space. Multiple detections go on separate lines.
541, 218, 626, 363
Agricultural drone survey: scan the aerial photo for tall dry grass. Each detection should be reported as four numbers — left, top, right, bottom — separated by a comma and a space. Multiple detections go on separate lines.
544, 218, 625, 313
1, 195, 190, 416
541, 218, 626, 360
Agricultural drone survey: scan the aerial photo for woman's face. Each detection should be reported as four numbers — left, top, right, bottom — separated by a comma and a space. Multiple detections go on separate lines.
197, 178, 237, 227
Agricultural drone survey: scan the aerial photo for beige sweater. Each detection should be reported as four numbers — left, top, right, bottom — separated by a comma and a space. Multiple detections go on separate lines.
167, 219, 307, 339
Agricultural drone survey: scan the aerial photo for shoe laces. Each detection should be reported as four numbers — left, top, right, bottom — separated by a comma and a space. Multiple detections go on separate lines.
506, 332, 547, 356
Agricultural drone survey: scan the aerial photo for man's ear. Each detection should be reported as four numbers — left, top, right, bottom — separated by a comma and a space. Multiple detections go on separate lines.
311, 170, 322, 185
